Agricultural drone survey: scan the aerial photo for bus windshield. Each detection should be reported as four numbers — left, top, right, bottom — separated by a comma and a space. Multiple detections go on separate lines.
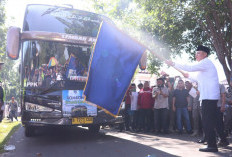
23, 4, 102, 37
22, 40, 92, 88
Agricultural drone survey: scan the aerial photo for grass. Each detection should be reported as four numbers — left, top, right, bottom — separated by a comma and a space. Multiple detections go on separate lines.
0, 118, 21, 153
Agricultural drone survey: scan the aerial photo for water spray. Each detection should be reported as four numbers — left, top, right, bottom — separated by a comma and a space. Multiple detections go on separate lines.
118, 24, 187, 76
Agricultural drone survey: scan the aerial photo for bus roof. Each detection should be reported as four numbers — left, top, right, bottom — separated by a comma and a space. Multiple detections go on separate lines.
23, 4, 109, 38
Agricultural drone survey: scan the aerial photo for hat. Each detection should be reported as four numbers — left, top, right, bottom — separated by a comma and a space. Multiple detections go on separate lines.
196, 45, 210, 54
157, 78, 165, 82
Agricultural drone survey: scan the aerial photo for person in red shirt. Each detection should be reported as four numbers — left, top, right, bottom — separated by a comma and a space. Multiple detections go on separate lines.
124, 84, 136, 131
137, 81, 154, 132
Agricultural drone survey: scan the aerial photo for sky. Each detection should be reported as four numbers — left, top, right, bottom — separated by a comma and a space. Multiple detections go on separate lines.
4, 0, 227, 82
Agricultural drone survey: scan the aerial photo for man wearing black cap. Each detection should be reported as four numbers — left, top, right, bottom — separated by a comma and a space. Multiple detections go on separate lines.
166, 45, 220, 152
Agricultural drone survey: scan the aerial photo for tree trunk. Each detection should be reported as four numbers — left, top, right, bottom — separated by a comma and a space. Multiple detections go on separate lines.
203, 2, 231, 85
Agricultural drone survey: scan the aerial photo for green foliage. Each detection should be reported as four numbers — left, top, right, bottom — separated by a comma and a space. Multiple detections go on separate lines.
1, 58, 21, 102
136, 0, 187, 52
0, 0, 6, 52
92, 0, 165, 74
147, 52, 162, 76
0, 0, 20, 102
92, 0, 232, 83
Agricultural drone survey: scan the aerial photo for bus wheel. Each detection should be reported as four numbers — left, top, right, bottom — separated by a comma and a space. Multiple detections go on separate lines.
24, 126, 36, 137
88, 125, 100, 133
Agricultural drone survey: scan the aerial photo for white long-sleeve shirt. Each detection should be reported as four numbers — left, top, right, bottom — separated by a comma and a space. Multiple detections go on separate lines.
174, 58, 220, 100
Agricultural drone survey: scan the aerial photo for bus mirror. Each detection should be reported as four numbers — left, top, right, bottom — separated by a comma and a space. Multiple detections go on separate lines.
6, 27, 21, 60
139, 51, 147, 70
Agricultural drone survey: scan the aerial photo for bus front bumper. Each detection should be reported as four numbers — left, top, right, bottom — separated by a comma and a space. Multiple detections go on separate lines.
21, 111, 123, 127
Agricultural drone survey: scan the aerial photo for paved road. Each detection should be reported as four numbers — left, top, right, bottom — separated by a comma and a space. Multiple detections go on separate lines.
1, 126, 232, 157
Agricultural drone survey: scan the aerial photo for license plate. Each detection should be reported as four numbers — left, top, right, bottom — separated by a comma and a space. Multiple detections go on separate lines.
72, 117, 93, 124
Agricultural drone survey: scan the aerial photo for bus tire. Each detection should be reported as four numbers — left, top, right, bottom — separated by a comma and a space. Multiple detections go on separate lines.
24, 126, 36, 137
88, 125, 100, 133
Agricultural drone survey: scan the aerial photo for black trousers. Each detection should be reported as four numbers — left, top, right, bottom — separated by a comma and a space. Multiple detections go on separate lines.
0, 110, 3, 122
201, 100, 218, 147
131, 110, 139, 130
139, 108, 153, 131
125, 104, 131, 130
154, 108, 169, 132
216, 107, 227, 142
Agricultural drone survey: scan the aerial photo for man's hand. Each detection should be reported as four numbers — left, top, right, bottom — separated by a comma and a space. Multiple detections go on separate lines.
182, 72, 189, 78
229, 100, 232, 105
188, 106, 192, 111
156, 91, 160, 95
173, 106, 176, 112
220, 106, 225, 113
165, 60, 174, 66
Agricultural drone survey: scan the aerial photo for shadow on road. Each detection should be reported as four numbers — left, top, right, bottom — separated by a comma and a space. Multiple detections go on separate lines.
104, 128, 232, 157
2, 126, 180, 157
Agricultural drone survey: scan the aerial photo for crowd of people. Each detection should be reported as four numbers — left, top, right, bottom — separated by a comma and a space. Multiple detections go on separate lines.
25, 57, 88, 88
121, 78, 232, 145
120, 45, 232, 153
1, 43, 232, 153
25, 64, 66, 87
24, 44, 89, 88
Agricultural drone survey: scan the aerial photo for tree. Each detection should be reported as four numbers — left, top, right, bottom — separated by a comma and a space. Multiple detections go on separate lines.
0, 0, 20, 102
92, 0, 164, 75
137, 0, 232, 83
92, 0, 232, 83
193, 0, 232, 84
0, 0, 6, 55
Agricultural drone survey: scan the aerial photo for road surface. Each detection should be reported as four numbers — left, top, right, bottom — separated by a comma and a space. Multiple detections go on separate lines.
1, 125, 232, 157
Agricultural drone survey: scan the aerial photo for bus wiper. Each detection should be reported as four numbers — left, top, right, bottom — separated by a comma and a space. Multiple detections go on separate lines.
40, 80, 64, 95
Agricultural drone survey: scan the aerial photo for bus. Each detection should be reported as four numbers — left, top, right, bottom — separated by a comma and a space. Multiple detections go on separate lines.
6, 4, 123, 136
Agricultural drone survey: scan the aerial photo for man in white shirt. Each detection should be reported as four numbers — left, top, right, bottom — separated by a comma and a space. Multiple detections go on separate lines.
166, 45, 220, 152
152, 78, 169, 134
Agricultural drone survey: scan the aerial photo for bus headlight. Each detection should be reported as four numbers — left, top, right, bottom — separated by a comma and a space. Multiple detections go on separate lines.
25, 102, 53, 112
